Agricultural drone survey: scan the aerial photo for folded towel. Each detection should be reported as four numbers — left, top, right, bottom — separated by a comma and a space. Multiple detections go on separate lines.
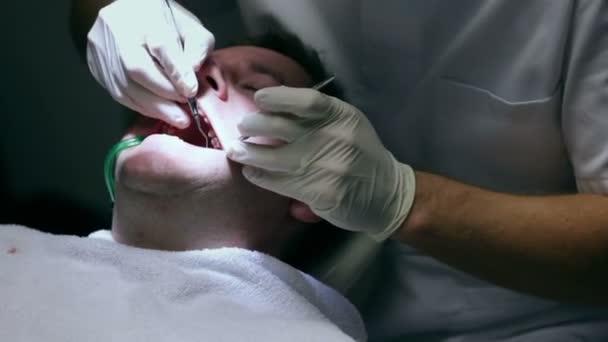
0, 225, 366, 342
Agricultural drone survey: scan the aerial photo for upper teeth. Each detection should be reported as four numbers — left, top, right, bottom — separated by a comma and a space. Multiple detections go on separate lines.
160, 119, 222, 150
211, 137, 221, 149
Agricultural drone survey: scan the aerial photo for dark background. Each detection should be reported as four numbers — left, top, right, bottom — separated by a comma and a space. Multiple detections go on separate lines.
0, 0, 125, 235
0, 0, 244, 236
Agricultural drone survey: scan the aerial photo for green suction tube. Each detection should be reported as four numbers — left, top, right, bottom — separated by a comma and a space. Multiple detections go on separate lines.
103, 136, 145, 203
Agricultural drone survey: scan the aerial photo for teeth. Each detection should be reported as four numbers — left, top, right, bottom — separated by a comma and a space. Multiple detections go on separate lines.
202, 114, 221, 149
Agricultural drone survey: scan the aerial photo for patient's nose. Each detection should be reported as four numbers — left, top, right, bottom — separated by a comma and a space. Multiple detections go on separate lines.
197, 60, 227, 101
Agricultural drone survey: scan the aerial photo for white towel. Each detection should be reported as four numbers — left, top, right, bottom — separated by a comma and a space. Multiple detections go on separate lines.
0, 225, 366, 342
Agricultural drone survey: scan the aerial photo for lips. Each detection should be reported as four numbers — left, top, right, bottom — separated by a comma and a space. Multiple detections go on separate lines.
159, 113, 223, 150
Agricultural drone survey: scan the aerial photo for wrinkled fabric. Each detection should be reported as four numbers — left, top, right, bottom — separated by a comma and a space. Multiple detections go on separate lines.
0, 225, 366, 342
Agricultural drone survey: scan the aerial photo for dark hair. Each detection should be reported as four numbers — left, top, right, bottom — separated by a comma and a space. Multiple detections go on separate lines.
233, 21, 343, 98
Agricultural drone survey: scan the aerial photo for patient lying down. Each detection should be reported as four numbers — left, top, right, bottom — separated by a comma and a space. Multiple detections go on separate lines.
0, 38, 365, 341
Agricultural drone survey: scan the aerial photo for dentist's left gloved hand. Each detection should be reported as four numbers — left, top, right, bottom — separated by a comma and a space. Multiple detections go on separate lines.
227, 86, 416, 241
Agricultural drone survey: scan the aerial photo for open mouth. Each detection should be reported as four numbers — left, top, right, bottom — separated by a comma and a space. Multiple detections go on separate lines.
158, 110, 223, 150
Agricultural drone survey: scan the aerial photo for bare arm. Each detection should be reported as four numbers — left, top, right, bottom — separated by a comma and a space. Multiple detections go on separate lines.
396, 171, 608, 305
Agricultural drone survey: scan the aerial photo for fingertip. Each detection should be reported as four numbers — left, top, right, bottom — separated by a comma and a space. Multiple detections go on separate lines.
226, 140, 247, 161
176, 116, 191, 129
254, 85, 285, 98
163, 108, 191, 129
253, 86, 288, 108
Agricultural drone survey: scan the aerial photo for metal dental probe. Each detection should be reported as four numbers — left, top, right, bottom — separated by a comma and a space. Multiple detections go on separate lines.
163, 0, 209, 147
310, 75, 336, 92
239, 75, 336, 142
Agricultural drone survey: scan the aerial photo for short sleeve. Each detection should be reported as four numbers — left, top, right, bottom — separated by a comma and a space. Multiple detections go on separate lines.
562, 0, 608, 194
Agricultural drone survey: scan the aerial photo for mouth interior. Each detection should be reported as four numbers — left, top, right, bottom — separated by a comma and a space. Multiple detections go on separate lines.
160, 112, 223, 150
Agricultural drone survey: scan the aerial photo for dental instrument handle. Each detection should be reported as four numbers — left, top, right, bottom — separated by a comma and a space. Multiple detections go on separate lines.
311, 75, 336, 91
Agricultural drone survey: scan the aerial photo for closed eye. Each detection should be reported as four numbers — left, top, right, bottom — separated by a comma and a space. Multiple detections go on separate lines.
239, 73, 282, 93
241, 84, 260, 92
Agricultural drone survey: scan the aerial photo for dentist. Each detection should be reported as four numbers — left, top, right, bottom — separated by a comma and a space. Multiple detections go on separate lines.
73, 0, 608, 340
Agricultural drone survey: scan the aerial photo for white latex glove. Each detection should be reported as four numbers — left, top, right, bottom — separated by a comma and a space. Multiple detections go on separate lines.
87, 0, 215, 128
227, 87, 416, 241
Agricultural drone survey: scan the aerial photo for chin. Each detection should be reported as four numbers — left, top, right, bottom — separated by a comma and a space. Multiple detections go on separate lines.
110, 115, 302, 253
114, 104, 233, 194
115, 133, 230, 196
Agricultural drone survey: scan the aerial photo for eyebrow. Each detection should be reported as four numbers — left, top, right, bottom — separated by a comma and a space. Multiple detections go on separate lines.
249, 62, 286, 85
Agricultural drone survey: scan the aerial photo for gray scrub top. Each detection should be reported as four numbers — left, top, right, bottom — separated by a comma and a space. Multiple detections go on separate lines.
200, 0, 608, 340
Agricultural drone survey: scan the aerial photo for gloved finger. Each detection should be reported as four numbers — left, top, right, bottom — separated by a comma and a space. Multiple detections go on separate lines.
127, 82, 191, 128
254, 86, 334, 119
227, 140, 300, 173
237, 112, 308, 143
122, 46, 185, 102
145, 34, 199, 98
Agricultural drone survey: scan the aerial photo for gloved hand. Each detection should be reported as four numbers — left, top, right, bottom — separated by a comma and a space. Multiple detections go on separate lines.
227, 87, 416, 241
87, 0, 214, 128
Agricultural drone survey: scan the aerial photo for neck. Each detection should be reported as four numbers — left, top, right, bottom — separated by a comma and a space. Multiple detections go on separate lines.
110, 208, 305, 257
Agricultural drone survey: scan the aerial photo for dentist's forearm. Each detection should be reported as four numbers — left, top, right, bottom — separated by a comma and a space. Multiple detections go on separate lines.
396, 171, 608, 305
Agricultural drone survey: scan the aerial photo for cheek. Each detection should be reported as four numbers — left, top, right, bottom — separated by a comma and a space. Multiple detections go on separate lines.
200, 90, 259, 143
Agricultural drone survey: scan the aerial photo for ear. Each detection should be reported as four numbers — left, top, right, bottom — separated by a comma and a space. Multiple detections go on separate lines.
289, 200, 322, 223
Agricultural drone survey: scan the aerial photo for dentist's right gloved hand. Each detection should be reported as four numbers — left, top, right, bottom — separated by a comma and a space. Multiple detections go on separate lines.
87, 0, 214, 128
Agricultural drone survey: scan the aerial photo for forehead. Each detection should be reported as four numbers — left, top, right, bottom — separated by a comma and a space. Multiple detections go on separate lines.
211, 46, 312, 87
